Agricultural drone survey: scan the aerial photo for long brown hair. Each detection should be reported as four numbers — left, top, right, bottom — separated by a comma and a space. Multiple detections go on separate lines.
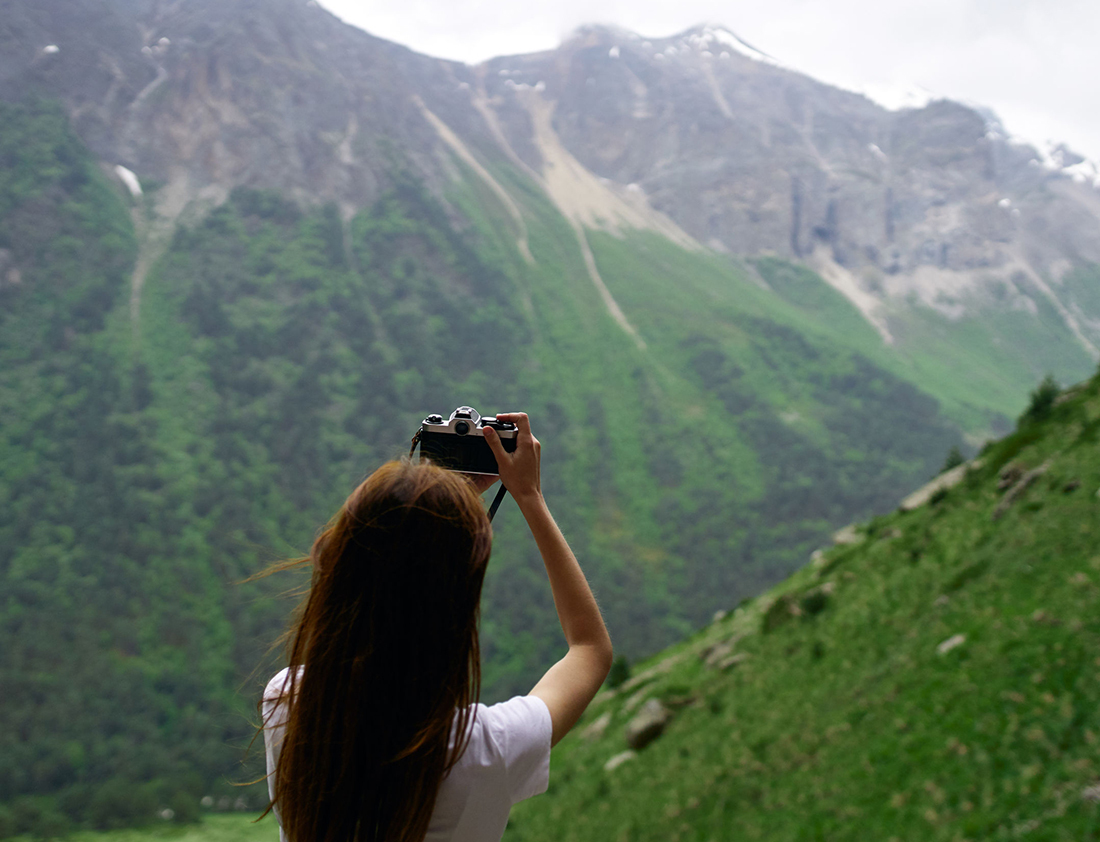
262, 460, 492, 842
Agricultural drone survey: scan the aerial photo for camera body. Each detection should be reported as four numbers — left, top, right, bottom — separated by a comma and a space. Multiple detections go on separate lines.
417, 407, 517, 475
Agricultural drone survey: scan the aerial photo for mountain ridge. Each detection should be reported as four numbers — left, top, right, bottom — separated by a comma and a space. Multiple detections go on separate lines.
5, 1, 1097, 381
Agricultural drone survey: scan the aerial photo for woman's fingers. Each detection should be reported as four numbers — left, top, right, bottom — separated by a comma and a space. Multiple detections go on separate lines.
464, 472, 499, 495
486, 412, 541, 499
494, 412, 532, 438
483, 424, 506, 458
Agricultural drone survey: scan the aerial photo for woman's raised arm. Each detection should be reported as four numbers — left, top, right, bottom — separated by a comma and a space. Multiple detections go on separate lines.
484, 413, 613, 747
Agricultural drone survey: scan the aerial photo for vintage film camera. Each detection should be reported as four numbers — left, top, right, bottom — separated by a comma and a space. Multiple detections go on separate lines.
413, 407, 518, 475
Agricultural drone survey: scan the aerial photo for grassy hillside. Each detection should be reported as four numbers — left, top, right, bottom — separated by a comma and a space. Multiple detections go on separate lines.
505, 369, 1100, 841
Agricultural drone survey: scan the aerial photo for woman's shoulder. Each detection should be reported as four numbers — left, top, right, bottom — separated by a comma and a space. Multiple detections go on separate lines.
480, 695, 550, 730
470, 696, 552, 762
263, 666, 301, 702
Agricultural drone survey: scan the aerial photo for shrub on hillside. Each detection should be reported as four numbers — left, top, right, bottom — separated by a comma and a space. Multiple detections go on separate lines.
799, 589, 830, 617
607, 656, 631, 689
762, 594, 797, 633
1018, 374, 1060, 425
941, 445, 965, 473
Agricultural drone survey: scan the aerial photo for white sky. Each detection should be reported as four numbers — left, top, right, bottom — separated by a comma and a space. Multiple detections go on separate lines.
319, 0, 1100, 162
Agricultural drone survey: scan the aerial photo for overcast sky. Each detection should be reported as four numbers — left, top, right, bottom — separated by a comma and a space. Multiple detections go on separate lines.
319, 0, 1100, 162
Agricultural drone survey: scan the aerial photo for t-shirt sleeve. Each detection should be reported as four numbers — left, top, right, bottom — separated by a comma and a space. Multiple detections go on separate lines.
483, 695, 553, 804
262, 669, 293, 827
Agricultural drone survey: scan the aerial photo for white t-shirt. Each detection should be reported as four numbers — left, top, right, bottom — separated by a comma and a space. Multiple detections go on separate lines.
262, 668, 552, 842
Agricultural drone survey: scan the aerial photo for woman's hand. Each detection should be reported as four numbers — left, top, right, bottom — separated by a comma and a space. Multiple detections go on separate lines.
483, 412, 541, 502
464, 473, 500, 495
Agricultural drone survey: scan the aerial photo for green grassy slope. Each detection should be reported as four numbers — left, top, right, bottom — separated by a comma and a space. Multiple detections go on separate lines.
885, 296, 1096, 436
506, 370, 1100, 842
591, 234, 1096, 439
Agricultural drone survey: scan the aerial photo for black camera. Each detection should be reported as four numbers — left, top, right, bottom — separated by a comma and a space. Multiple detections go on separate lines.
414, 406, 517, 475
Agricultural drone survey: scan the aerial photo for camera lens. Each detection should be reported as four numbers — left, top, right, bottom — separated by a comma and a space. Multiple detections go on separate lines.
455, 421, 470, 436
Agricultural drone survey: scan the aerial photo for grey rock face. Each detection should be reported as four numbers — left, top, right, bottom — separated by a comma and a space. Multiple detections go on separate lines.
625, 698, 672, 750
0, 0, 491, 212
5, 6, 1098, 358
476, 25, 1100, 356
482, 25, 1100, 278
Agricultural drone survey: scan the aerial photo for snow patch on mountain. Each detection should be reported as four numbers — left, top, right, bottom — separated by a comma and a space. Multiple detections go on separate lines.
602, 24, 784, 69
114, 165, 143, 197
981, 114, 1099, 189
686, 25, 782, 67
1063, 159, 1100, 189
856, 81, 936, 112
1040, 143, 1100, 188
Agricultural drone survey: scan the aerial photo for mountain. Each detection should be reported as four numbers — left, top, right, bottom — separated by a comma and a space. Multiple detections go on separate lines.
5, 6, 1098, 420
0, 0, 1098, 833
478, 23, 1100, 424
506, 371, 1100, 841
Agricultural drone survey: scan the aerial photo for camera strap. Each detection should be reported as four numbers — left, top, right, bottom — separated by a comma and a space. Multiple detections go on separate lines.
487, 485, 508, 521
409, 430, 510, 523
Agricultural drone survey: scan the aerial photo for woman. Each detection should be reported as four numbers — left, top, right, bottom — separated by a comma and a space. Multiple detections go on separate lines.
261, 412, 612, 842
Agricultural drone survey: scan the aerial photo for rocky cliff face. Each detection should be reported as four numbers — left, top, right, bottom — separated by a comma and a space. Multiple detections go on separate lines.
476, 24, 1100, 350
0, 0, 490, 215
2, 2, 1098, 367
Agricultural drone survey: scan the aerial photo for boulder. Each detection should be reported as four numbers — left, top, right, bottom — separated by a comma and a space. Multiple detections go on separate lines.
617, 653, 684, 693
900, 459, 981, 511
700, 639, 734, 667
998, 463, 1024, 491
832, 524, 864, 545
699, 633, 745, 668
603, 750, 637, 772
715, 652, 749, 671
936, 633, 966, 655
625, 699, 672, 750
993, 460, 1050, 520
582, 711, 612, 742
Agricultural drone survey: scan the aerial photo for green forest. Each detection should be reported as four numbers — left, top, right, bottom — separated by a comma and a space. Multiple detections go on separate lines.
1, 98, 1094, 837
